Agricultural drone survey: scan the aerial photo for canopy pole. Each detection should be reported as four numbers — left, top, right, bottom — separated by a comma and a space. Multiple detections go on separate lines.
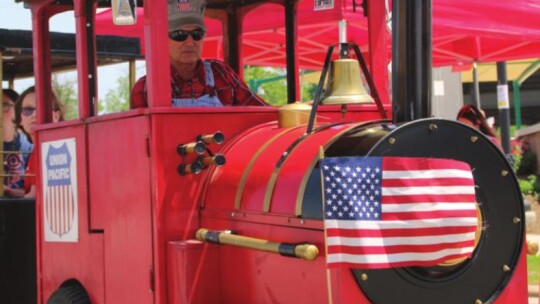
497, 62, 511, 155
472, 62, 481, 108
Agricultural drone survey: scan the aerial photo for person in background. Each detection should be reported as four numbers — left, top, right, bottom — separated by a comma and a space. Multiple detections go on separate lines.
517, 140, 537, 177
130, 0, 267, 108
456, 104, 501, 147
2, 88, 33, 197
14, 86, 65, 198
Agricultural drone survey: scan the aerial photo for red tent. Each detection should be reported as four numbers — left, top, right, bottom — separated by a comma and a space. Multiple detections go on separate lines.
95, 0, 540, 70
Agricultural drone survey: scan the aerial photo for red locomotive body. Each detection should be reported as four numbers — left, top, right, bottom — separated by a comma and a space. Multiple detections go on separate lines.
13, 0, 529, 303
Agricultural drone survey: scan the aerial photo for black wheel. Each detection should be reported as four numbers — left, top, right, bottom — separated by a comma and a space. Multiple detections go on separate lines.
47, 281, 90, 304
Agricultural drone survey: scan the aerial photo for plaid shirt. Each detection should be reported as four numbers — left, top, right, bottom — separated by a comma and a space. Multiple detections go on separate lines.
130, 59, 267, 108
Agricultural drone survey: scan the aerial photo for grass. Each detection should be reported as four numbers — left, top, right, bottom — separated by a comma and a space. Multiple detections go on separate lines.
529, 255, 540, 285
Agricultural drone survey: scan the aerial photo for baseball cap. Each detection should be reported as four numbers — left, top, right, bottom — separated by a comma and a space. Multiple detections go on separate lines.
168, 0, 207, 32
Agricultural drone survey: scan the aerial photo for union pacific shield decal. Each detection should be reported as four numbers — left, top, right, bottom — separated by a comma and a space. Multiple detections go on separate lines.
42, 138, 79, 242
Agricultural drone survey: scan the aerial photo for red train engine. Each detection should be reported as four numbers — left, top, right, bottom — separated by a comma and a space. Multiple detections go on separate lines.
18, 0, 529, 303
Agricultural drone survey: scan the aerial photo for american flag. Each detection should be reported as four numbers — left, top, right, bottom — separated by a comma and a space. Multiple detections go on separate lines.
320, 156, 478, 269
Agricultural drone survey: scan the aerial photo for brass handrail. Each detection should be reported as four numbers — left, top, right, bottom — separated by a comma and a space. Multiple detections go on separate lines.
196, 228, 319, 261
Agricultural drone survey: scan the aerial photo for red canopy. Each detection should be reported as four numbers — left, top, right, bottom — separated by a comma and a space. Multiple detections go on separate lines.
95, 0, 540, 70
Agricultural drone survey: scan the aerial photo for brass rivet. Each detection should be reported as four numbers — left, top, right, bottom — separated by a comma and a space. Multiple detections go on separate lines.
513, 217, 521, 224
388, 138, 396, 144
503, 265, 510, 272
501, 170, 509, 176
429, 124, 438, 132
475, 300, 483, 304
471, 136, 479, 143
361, 273, 368, 281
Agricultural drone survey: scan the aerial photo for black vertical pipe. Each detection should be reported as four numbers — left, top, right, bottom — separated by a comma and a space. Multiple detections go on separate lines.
497, 62, 511, 155
285, 0, 298, 103
227, 6, 240, 73
392, 0, 432, 123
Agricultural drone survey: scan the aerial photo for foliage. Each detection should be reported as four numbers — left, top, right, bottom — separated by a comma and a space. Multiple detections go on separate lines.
528, 255, 540, 285
52, 74, 78, 120
244, 66, 288, 106
519, 175, 540, 201
52, 72, 130, 117
244, 66, 317, 105
518, 150, 538, 177
513, 153, 522, 174
99, 74, 130, 114
520, 178, 535, 195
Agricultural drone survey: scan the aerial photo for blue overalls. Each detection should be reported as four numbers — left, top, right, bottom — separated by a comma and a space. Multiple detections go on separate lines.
172, 61, 224, 107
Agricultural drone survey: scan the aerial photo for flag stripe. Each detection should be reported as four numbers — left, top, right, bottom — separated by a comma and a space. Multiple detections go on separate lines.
325, 218, 477, 229
326, 225, 477, 238
382, 169, 473, 179
382, 194, 477, 203
327, 232, 477, 246
326, 250, 475, 269
382, 209, 477, 220
382, 202, 477, 212
328, 240, 476, 254
382, 177, 475, 187
382, 158, 472, 171
327, 247, 475, 264
382, 186, 475, 196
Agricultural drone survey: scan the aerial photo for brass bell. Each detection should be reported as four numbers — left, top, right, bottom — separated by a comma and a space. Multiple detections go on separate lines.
321, 59, 375, 105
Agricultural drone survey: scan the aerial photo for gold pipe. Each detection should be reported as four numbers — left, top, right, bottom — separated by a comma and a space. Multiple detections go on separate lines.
201, 154, 226, 167
196, 228, 319, 261
197, 131, 225, 145
177, 141, 206, 155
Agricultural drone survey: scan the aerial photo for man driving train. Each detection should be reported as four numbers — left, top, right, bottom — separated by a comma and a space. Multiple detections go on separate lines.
130, 0, 267, 108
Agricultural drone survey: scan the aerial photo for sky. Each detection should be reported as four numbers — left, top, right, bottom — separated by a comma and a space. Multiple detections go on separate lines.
0, 0, 144, 98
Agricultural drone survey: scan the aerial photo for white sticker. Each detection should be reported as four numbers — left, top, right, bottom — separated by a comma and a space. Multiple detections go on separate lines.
433, 80, 445, 96
497, 84, 510, 109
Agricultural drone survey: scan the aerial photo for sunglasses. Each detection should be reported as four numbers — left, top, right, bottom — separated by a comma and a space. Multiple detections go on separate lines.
169, 29, 206, 42
22, 106, 36, 116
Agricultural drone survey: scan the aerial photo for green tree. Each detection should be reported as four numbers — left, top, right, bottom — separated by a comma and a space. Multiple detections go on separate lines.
301, 81, 317, 101
52, 74, 78, 120
99, 75, 130, 114
244, 66, 288, 106
244, 66, 318, 105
